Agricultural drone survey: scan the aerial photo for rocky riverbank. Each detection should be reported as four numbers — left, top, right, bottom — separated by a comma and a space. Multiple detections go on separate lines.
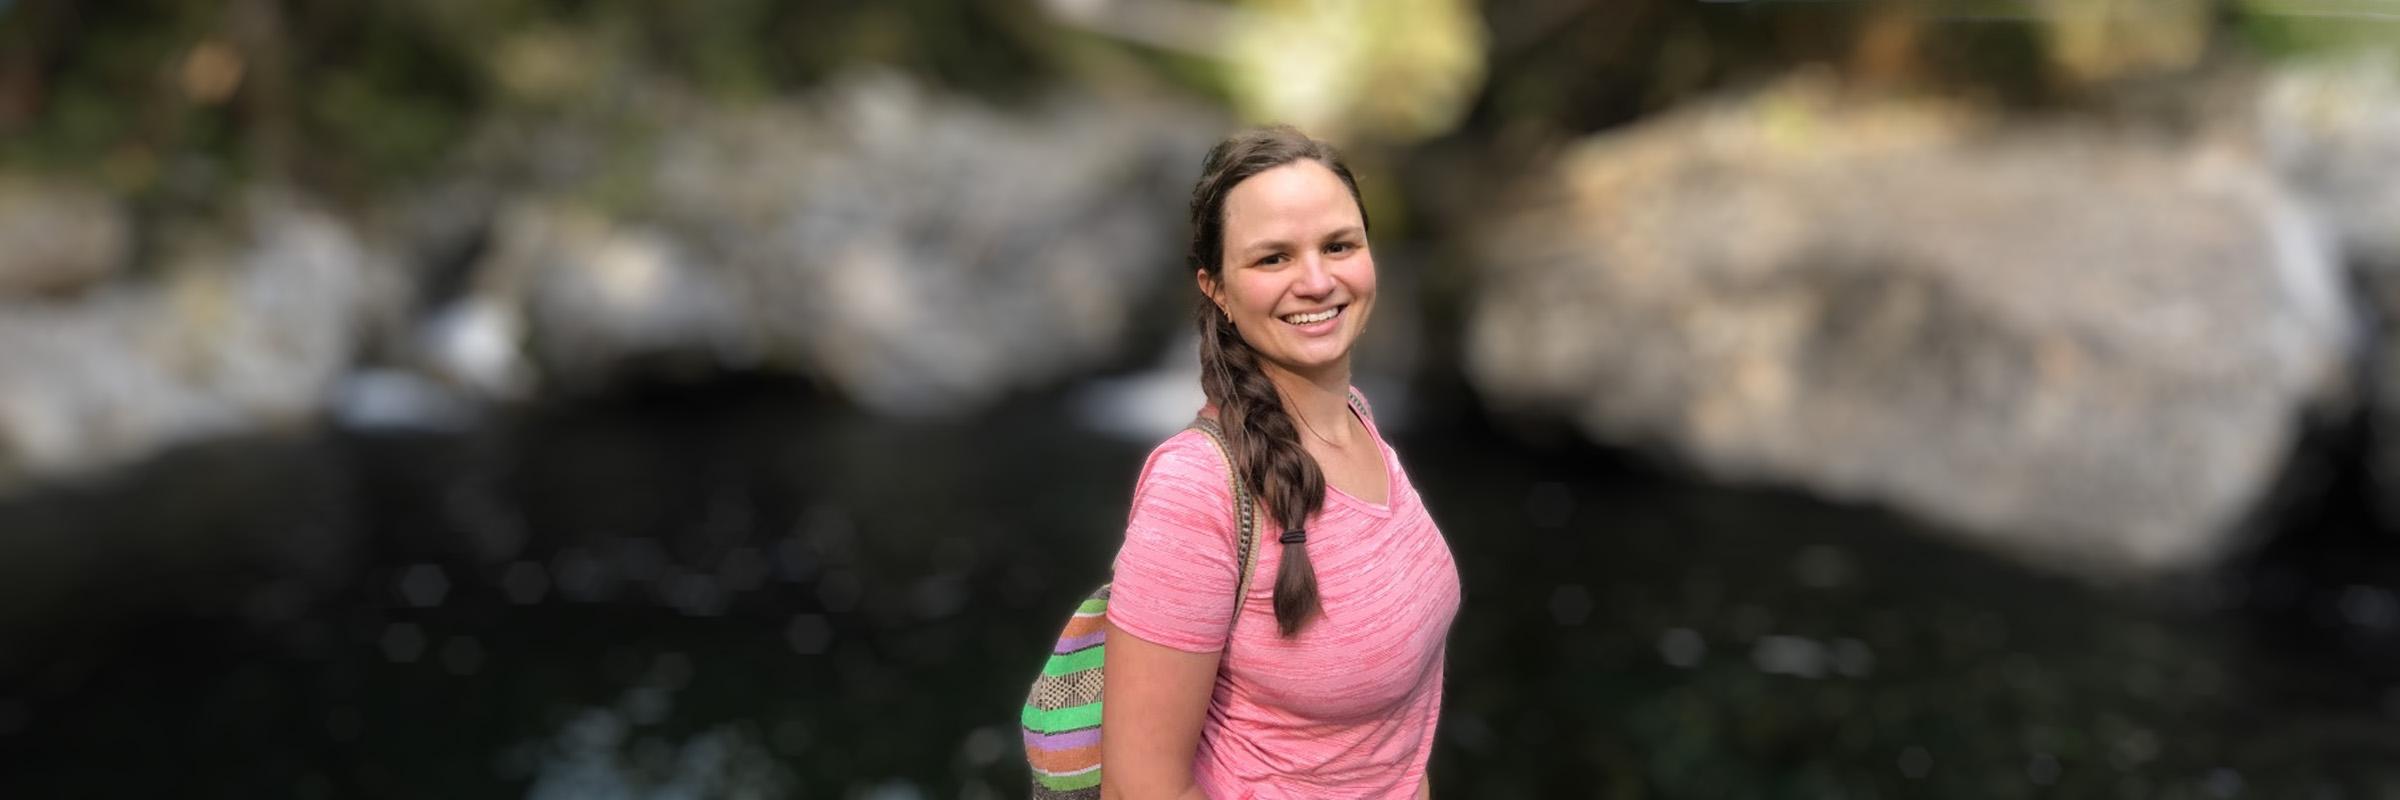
6, 54, 2400, 580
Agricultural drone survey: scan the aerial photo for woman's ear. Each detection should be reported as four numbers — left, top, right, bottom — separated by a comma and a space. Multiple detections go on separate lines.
1196, 270, 1227, 318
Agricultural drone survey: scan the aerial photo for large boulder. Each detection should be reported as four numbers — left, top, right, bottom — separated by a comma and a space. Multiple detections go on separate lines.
0, 193, 396, 488
0, 73, 1223, 492
2258, 54, 2400, 272
1466, 77, 2354, 576
2254, 55, 2400, 529
427, 72, 1220, 415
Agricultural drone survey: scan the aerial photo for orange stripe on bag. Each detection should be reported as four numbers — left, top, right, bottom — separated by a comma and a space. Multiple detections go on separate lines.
1028, 742, 1103, 773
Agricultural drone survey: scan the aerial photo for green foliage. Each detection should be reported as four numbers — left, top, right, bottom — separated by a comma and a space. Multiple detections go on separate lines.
3, 0, 2384, 201
286, 4, 486, 191
0, 0, 208, 178
2234, 1, 2400, 59
0, 0, 1061, 197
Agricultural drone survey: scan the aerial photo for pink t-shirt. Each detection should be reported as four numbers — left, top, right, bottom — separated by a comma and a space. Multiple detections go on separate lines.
1107, 394, 1460, 799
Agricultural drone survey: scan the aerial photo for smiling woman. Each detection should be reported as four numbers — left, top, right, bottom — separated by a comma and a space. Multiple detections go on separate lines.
1075, 126, 1458, 799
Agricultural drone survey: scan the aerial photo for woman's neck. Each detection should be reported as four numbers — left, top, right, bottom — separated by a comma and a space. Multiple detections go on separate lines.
1262, 362, 1358, 448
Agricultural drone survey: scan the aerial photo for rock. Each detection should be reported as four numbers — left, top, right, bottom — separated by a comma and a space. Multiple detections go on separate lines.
416, 294, 532, 399
0, 176, 130, 296
0, 72, 1224, 490
1465, 77, 2354, 577
0, 193, 393, 489
2252, 55, 2400, 529
2257, 53, 2400, 271
442, 72, 1220, 415
476, 202, 750, 394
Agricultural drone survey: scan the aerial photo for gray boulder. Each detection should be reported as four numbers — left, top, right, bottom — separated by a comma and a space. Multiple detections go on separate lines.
2259, 54, 2400, 272
1466, 77, 2354, 576
2254, 55, 2400, 528
434, 72, 1220, 415
0, 192, 394, 488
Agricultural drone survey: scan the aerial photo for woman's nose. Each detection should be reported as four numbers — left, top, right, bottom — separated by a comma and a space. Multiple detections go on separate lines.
1294, 253, 1337, 296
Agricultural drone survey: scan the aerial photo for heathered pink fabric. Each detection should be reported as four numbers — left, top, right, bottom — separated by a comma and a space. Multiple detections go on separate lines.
1107, 393, 1460, 799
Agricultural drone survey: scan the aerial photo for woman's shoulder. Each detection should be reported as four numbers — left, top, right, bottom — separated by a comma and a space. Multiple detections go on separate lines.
1138, 425, 1236, 496
1123, 424, 1242, 548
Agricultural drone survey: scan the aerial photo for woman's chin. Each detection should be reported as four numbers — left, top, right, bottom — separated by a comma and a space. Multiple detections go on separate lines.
1264, 346, 1356, 379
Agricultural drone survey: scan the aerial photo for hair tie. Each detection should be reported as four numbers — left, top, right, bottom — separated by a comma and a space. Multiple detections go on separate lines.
1279, 528, 1307, 545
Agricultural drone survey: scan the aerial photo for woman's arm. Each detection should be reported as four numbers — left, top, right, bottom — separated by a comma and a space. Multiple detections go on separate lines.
1098, 619, 1221, 800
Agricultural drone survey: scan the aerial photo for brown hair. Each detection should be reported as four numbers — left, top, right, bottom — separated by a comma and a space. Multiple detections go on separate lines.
1187, 125, 1369, 637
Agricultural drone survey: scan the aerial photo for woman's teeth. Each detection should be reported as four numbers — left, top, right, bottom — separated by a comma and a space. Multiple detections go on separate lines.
1282, 307, 1341, 325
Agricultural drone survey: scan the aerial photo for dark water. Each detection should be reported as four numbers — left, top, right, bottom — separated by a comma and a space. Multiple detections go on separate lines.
4, 378, 2399, 798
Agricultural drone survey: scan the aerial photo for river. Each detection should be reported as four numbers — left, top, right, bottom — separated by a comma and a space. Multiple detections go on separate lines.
2, 377, 2396, 798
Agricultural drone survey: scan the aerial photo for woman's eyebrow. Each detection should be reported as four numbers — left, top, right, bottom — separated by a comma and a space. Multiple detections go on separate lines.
1241, 225, 1361, 257
1239, 238, 1294, 257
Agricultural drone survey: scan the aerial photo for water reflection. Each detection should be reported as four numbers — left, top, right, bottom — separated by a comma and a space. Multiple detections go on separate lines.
0, 379, 2396, 797
520, 654, 795, 800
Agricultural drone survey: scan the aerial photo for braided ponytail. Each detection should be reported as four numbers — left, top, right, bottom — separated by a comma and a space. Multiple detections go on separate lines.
1197, 297, 1327, 636
1185, 126, 1369, 637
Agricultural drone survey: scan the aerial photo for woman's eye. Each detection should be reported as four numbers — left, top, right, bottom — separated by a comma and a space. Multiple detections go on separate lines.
1259, 253, 1287, 266
1326, 242, 1354, 255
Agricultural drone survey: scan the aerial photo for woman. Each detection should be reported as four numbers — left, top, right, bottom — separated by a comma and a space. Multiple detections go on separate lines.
1100, 126, 1460, 799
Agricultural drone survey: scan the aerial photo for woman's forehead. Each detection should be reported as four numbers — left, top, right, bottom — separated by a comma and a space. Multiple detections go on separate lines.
1224, 162, 1361, 240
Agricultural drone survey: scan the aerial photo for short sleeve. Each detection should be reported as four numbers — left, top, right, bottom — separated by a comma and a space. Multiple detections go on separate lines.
1106, 429, 1243, 653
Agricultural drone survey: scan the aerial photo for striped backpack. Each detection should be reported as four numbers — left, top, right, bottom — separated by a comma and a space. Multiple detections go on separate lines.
1021, 416, 1261, 799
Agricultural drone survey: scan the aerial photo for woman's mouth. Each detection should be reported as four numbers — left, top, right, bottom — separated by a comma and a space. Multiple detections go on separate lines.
1280, 304, 1346, 333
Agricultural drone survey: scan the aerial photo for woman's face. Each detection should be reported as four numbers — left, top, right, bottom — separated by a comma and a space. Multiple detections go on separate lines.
1202, 160, 1376, 382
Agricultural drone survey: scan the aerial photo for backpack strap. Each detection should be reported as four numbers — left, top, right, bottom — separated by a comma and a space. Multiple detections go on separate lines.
1186, 417, 1257, 629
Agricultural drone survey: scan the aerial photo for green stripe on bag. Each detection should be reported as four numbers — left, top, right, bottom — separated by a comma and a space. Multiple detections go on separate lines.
1021, 701, 1102, 731
1041, 646, 1105, 676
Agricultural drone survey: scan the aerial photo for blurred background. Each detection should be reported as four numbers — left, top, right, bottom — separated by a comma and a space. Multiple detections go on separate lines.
4, 0, 2400, 796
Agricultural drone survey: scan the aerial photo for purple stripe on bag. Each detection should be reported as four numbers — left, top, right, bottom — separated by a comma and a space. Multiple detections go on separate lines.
1024, 726, 1103, 750
1053, 631, 1106, 654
